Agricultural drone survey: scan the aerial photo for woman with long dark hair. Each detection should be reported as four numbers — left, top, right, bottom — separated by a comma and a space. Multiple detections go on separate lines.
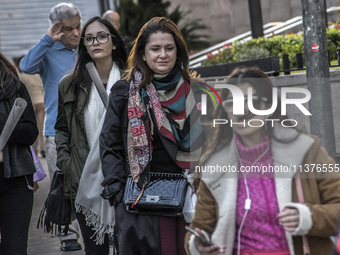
54, 16, 127, 254
185, 67, 340, 255
0, 53, 38, 254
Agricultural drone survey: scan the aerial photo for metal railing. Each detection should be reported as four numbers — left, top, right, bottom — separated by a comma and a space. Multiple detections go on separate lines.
193, 49, 340, 78
189, 6, 340, 68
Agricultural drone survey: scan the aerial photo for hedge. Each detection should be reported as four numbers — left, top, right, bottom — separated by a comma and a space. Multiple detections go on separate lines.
201, 27, 340, 69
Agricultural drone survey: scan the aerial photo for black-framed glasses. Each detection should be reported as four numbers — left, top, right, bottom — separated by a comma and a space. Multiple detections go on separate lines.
83, 33, 114, 46
222, 95, 268, 112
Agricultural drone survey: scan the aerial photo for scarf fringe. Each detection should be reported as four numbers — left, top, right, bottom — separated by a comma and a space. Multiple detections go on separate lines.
75, 203, 114, 245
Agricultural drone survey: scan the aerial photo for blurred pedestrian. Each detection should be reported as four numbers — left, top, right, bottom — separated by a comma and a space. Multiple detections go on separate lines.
102, 10, 132, 53
13, 55, 45, 158
55, 16, 127, 254
185, 67, 340, 255
0, 53, 38, 254
99, 17, 202, 254
102, 10, 120, 30
19, 2, 82, 251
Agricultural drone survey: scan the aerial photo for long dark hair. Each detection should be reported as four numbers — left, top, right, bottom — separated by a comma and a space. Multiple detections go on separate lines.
70, 16, 128, 91
123, 17, 193, 87
0, 53, 20, 94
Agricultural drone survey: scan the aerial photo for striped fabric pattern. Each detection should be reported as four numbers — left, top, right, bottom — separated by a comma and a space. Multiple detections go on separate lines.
127, 69, 202, 183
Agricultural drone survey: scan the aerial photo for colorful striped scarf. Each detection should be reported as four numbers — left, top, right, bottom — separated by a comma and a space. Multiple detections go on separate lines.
127, 68, 202, 183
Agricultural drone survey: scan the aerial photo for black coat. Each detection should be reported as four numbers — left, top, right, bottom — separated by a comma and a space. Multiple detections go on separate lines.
100, 80, 129, 206
100, 80, 162, 254
99, 76, 208, 254
0, 81, 38, 178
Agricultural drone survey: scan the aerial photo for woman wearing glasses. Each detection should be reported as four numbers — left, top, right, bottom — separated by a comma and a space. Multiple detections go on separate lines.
55, 16, 127, 254
185, 67, 340, 255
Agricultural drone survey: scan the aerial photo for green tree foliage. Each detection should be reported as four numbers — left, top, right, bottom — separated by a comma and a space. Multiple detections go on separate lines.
118, 0, 209, 51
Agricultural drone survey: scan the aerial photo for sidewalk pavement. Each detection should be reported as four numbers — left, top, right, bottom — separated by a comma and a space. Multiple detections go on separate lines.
27, 156, 84, 255
27, 156, 114, 255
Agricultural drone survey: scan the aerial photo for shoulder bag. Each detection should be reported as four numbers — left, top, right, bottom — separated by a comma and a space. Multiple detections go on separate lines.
124, 171, 188, 216
37, 170, 72, 234
37, 104, 76, 234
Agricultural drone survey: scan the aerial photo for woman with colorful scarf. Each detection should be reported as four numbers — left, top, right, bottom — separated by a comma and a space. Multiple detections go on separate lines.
99, 17, 202, 254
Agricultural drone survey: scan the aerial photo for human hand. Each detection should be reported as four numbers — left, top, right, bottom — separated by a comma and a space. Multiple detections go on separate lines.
193, 228, 226, 255
33, 182, 39, 193
47, 21, 64, 42
277, 207, 299, 232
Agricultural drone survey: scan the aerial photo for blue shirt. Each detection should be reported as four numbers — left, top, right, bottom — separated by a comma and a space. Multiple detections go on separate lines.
20, 35, 77, 136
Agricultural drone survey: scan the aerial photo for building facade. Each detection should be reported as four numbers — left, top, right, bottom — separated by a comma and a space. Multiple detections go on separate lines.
2, 0, 340, 61
168, 0, 340, 45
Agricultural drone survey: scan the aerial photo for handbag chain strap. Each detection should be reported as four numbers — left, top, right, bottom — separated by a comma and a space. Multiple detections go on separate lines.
294, 173, 310, 255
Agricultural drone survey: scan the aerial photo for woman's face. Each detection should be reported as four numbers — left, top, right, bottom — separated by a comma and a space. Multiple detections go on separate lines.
83, 21, 114, 62
143, 32, 177, 75
224, 82, 268, 147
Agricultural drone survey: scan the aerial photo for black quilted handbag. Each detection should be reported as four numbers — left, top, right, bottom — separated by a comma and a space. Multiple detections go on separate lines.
124, 172, 188, 216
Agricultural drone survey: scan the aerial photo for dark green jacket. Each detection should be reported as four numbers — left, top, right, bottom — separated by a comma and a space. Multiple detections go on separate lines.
55, 74, 90, 200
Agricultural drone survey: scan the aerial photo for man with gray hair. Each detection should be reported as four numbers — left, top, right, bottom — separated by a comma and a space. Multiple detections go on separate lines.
19, 2, 82, 252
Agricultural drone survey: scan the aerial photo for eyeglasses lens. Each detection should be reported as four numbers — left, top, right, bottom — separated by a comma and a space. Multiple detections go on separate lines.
83, 34, 110, 46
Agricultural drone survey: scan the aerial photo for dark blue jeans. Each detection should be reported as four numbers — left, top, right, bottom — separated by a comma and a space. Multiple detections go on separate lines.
0, 163, 33, 255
